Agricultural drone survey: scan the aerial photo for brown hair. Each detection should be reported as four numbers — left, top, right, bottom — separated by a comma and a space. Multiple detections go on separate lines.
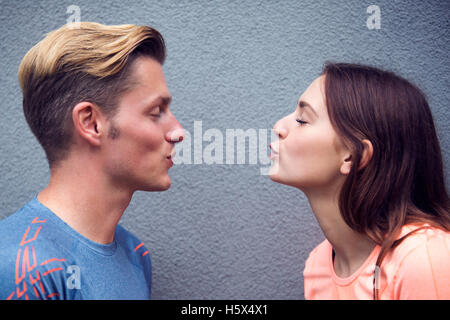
18, 22, 166, 167
322, 62, 450, 299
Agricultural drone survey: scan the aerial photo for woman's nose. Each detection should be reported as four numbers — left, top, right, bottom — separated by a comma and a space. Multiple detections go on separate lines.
273, 122, 288, 139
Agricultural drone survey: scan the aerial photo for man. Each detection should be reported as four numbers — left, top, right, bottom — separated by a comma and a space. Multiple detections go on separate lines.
0, 22, 185, 299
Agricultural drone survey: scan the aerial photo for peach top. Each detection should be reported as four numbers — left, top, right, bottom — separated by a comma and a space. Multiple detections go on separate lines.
303, 225, 450, 300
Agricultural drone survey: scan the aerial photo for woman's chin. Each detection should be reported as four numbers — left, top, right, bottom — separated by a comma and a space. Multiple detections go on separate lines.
268, 165, 284, 184
269, 168, 305, 191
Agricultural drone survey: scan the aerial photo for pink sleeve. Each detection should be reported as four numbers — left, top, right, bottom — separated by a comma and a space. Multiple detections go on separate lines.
303, 248, 316, 300
393, 232, 450, 300
303, 243, 325, 300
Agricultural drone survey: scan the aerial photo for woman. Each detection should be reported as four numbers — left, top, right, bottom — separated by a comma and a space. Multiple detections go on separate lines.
269, 62, 450, 300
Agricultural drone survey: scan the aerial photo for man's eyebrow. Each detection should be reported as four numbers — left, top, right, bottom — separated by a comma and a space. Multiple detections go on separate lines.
298, 100, 318, 116
161, 96, 172, 105
145, 95, 172, 108
156, 95, 172, 106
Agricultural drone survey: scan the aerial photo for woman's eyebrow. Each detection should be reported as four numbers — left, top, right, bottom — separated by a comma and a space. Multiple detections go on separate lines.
298, 100, 318, 117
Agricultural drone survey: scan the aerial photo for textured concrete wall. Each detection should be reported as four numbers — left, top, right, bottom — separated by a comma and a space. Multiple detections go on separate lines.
0, 0, 448, 299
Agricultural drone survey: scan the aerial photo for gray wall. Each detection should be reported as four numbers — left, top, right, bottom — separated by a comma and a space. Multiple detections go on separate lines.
0, 0, 448, 299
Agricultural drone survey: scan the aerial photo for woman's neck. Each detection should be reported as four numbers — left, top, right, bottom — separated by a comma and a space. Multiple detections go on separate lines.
305, 187, 376, 278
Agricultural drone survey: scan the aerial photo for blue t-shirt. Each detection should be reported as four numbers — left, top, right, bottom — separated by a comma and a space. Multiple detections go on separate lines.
0, 197, 152, 300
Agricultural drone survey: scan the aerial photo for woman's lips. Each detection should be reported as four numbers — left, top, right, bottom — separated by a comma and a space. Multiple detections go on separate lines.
269, 143, 279, 159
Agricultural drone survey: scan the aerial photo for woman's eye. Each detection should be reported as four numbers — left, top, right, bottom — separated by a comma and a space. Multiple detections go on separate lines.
296, 118, 308, 125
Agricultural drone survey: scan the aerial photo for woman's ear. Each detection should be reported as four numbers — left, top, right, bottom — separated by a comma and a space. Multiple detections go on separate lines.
72, 102, 104, 147
340, 139, 373, 175
340, 153, 353, 175
359, 139, 373, 170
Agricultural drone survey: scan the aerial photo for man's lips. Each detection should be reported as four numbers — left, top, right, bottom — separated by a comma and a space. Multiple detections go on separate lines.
167, 149, 176, 159
166, 149, 175, 166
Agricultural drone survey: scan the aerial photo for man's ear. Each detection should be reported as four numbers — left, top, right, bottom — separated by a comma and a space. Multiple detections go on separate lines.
339, 139, 373, 175
72, 102, 104, 147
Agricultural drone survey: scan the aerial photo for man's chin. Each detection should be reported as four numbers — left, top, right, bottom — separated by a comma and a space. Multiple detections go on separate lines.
159, 181, 171, 191
140, 177, 172, 192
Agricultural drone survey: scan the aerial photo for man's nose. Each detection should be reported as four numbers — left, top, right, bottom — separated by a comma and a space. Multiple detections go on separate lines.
167, 127, 185, 143
166, 114, 185, 143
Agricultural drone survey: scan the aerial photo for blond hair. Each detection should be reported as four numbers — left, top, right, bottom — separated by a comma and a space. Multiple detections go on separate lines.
18, 22, 166, 166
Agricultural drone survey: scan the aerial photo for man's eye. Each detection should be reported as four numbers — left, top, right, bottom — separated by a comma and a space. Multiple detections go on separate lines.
150, 106, 161, 117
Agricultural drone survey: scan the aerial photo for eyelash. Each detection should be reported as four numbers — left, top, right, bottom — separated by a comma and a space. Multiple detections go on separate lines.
296, 118, 308, 125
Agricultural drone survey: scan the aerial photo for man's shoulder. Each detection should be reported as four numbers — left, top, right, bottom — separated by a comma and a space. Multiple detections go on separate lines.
0, 198, 68, 247
0, 199, 77, 300
115, 224, 145, 250
115, 224, 151, 268
0, 199, 45, 250
0, 200, 34, 229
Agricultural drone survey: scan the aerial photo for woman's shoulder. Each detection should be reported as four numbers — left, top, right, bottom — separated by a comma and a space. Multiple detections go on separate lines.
304, 239, 331, 273
385, 224, 450, 299
392, 224, 449, 259
384, 224, 450, 279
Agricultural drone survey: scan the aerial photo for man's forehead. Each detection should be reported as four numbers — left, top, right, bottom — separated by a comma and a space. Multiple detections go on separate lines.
125, 56, 170, 100
130, 55, 164, 76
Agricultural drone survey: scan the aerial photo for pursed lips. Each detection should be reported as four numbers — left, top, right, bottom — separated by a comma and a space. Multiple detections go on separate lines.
269, 143, 279, 159
269, 143, 279, 154
165, 152, 174, 168
166, 148, 176, 160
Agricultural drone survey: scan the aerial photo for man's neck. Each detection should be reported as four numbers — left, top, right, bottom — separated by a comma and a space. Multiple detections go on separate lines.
37, 159, 133, 245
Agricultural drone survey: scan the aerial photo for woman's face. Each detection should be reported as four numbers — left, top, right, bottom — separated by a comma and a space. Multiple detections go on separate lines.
269, 75, 350, 193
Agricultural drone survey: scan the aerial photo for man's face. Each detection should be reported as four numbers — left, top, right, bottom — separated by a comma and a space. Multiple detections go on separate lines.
101, 57, 184, 192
